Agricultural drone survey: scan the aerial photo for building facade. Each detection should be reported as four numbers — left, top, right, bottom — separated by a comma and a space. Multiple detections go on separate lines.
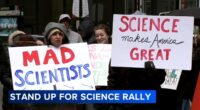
0, 0, 199, 35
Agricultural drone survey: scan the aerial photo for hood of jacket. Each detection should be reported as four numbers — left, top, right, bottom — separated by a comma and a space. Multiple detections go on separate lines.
43, 22, 69, 45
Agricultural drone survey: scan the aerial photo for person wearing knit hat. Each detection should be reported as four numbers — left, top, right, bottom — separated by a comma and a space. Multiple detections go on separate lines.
8, 30, 44, 46
47, 28, 64, 47
58, 14, 83, 43
58, 14, 71, 29
31, 22, 73, 110
43, 22, 68, 47
8, 30, 25, 46
0, 30, 40, 110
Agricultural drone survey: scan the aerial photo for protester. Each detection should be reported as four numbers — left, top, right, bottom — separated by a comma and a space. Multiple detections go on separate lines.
176, 34, 200, 110
0, 30, 39, 110
31, 22, 75, 110
43, 22, 69, 46
94, 24, 112, 44
158, 33, 200, 110
58, 14, 83, 43
107, 61, 166, 110
93, 24, 112, 110
76, 17, 96, 110
0, 39, 6, 67
0, 40, 8, 110
78, 17, 96, 44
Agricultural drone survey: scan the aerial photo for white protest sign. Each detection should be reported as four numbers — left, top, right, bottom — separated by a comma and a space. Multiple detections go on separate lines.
111, 14, 194, 70
88, 44, 112, 86
161, 69, 182, 90
8, 43, 95, 90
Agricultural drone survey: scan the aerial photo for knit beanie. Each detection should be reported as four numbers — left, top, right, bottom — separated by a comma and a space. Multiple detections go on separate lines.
58, 14, 71, 23
8, 30, 25, 45
48, 29, 63, 40
14, 35, 38, 46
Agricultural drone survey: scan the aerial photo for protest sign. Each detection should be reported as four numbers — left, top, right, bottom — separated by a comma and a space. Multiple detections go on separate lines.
88, 44, 112, 86
111, 14, 194, 70
161, 69, 182, 90
8, 43, 95, 90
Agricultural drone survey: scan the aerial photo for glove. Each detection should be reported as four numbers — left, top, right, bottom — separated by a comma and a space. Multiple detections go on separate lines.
145, 61, 155, 71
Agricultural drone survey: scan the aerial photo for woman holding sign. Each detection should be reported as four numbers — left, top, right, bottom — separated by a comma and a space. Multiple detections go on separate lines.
30, 22, 76, 110
93, 24, 112, 110
43, 22, 69, 47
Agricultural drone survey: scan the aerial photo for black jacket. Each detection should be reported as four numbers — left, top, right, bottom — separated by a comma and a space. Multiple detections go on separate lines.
107, 61, 166, 110
0, 38, 37, 110
108, 62, 166, 90
177, 47, 200, 100
0, 41, 12, 89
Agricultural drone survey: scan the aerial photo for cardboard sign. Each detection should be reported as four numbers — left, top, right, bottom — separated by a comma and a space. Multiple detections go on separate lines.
8, 43, 95, 90
191, 72, 200, 110
111, 14, 194, 70
161, 69, 182, 90
88, 44, 112, 86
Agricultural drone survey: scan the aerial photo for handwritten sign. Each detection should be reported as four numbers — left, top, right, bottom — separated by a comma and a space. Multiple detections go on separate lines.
161, 69, 182, 90
191, 72, 200, 110
111, 14, 194, 70
8, 43, 95, 90
88, 44, 112, 86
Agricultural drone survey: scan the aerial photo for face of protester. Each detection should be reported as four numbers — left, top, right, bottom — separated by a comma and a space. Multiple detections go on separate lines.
60, 18, 70, 29
50, 31, 64, 47
95, 29, 109, 44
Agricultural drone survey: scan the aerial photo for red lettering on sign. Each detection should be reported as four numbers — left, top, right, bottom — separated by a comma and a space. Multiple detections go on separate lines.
172, 19, 179, 32
119, 16, 129, 32
161, 18, 170, 32
22, 47, 75, 66
23, 50, 40, 66
43, 49, 59, 64
130, 48, 171, 61
142, 17, 148, 32
118, 16, 179, 33
149, 18, 160, 31
60, 47, 75, 64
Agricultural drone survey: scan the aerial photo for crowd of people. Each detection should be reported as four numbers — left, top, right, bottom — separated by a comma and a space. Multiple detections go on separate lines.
0, 13, 200, 110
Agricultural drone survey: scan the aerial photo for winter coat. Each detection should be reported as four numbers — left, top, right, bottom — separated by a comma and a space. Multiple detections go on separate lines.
0, 40, 8, 82
108, 62, 166, 90
1, 51, 15, 110
0, 34, 38, 110
66, 28, 83, 43
177, 47, 200, 101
